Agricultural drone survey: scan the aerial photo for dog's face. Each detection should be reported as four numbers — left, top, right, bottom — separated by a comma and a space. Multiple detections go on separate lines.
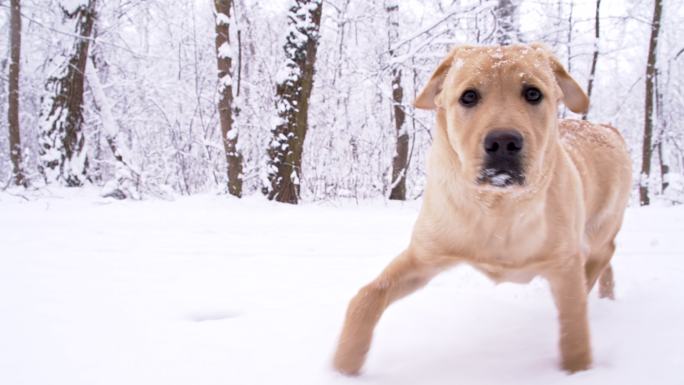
415, 44, 588, 189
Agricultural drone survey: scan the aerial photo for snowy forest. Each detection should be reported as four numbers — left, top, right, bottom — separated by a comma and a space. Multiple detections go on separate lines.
1, 0, 683, 204
3, 2, 684, 384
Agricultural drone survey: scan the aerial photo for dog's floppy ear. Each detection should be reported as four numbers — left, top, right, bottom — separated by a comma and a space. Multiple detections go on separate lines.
546, 52, 590, 114
413, 49, 460, 110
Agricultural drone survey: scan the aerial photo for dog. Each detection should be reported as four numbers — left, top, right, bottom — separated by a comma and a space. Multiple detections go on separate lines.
333, 43, 632, 375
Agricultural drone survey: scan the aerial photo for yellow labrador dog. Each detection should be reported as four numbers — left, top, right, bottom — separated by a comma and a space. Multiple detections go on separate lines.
333, 44, 631, 375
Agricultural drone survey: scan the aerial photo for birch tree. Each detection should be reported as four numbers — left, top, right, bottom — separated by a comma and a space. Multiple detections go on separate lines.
266, 0, 323, 204
38, 0, 97, 186
8, 0, 26, 186
214, 0, 243, 197
639, 0, 664, 206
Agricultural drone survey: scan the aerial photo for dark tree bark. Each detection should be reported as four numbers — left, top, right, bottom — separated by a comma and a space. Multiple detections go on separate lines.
639, 0, 663, 206
387, 0, 408, 201
582, 0, 601, 120
214, 0, 243, 197
8, 0, 26, 187
495, 0, 517, 45
266, 0, 323, 204
655, 68, 668, 193
38, 0, 97, 187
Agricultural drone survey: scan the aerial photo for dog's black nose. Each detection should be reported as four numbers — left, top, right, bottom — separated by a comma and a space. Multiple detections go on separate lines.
484, 130, 523, 157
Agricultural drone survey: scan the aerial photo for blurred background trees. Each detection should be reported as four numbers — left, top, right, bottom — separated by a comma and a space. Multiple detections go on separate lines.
1, 0, 683, 205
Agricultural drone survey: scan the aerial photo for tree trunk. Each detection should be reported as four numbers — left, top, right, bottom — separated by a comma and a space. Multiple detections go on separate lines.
655, 67, 669, 193
214, 0, 243, 197
8, 0, 26, 187
87, 56, 140, 199
387, 0, 408, 201
495, 0, 517, 45
639, 0, 663, 206
582, 0, 601, 120
38, 0, 97, 187
561, 1, 574, 119
266, 0, 323, 204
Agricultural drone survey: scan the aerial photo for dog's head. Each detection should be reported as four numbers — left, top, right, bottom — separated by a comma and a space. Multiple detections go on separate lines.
414, 44, 588, 189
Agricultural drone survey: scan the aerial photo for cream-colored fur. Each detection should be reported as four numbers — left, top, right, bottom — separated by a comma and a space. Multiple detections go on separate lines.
333, 44, 632, 375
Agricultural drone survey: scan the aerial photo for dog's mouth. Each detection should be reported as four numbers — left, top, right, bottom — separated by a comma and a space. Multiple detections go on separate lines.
477, 168, 525, 187
477, 150, 525, 188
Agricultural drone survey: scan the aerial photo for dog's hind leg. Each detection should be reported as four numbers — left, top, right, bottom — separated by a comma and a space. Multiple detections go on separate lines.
584, 240, 616, 299
598, 263, 615, 299
333, 249, 443, 375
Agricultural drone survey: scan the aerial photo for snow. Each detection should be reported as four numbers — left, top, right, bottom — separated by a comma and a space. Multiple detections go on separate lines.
452, 58, 465, 72
59, 0, 89, 14
215, 13, 230, 27
225, 128, 238, 141
481, 168, 513, 187
217, 42, 232, 60
490, 172, 512, 186
219, 74, 232, 88
0, 189, 683, 385
664, 173, 684, 204
275, 63, 301, 86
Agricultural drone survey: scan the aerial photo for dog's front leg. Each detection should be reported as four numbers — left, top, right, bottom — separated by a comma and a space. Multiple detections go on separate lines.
333, 249, 438, 375
546, 258, 592, 373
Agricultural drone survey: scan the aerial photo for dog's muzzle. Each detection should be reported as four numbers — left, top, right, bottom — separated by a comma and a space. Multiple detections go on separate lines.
478, 130, 525, 187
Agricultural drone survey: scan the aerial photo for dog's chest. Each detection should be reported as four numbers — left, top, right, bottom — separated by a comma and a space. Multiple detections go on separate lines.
472, 261, 540, 284
467, 220, 549, 283
453, 206, 549, 272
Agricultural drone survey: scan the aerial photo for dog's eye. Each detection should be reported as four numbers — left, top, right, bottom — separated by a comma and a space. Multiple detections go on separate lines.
523, 87, 543, 104
459, 89, 480, 107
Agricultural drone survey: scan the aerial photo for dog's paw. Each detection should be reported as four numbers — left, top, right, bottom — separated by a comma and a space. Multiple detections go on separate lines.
561, 353, 592, 373
332, 344, 367, 376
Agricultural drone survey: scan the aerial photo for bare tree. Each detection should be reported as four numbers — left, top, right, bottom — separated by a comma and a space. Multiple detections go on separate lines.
2, 0, 683, 203
639, 0, 663, 206
87, 56, 140, 199
214, 0, 243, 197
557, 0, 575, 119
38, 0, 97, 186
583, 0, 601, 120
655, 65, 670, 194
266, 0, 323, 204
387, 0, 408, 200
80, 9, 143, 199
565, 1, 573, 75
8, 0, 26, 187
495, 0, 518, 45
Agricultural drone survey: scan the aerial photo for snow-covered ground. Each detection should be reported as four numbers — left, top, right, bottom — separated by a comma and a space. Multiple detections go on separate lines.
1, 189, 682, 385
